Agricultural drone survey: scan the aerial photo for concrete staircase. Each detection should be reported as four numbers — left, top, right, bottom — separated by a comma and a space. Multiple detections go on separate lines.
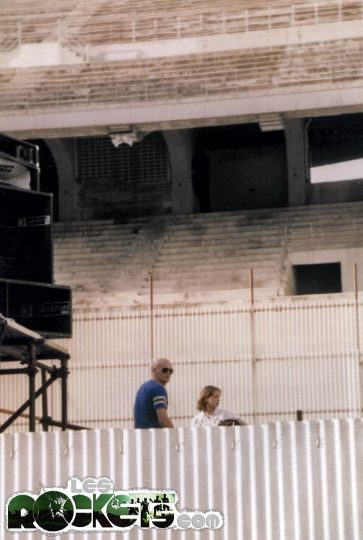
54, 219, 148, 307
142, 212, 284, 299
2, 36, 363, 117
53, 201, 363, 308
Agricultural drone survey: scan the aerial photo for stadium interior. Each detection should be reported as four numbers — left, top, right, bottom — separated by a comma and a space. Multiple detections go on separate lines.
0, 1, 362, 538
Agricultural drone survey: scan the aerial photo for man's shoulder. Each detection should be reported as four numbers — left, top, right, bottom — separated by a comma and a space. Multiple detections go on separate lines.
141, 379, 167, 394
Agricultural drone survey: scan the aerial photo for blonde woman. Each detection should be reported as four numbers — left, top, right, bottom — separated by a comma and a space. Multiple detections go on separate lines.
191, 385, 246, 427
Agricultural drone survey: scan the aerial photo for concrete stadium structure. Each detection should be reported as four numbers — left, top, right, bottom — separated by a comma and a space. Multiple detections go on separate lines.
0, 1, 363, 538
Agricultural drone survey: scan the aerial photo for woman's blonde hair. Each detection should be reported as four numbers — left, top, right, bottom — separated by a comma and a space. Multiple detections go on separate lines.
197, 385, 221, 411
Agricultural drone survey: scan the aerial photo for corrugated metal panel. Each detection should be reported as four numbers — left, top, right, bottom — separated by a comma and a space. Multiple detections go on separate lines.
0, 419, 362, 539
0, 298, 361, 431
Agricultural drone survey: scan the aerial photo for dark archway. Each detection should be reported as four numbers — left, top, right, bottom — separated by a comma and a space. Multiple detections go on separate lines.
74, 131, 171, 219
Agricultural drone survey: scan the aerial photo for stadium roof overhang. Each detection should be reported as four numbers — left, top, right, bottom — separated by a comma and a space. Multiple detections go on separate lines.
1, 86, 363, 139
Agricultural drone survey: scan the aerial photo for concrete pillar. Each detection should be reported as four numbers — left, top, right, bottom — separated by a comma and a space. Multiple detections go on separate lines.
45, 138, 81, 221
284, 118, 309, 206
163, 129, 195, 214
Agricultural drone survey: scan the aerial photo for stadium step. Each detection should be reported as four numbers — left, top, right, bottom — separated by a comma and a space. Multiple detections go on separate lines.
53, 202, 363, 308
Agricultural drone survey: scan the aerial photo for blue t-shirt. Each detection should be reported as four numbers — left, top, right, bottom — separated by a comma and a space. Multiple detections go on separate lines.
133, 380, 168, 428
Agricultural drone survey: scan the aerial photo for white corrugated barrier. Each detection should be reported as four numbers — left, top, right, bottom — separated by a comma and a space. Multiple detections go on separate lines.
0, 419, 362, 539
0, 297, 362, 431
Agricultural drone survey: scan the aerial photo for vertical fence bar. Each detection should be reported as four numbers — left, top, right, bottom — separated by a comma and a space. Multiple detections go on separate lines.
354, 263, 360, 351
149, 273, 154, 362
222, 10, 226, 34
154, 18, 158, 39
176, 14, 181, 38
57, 19, 62, 42
249, 269, 257, 423
17, 21, 22, 48
314, 0, 318, 24
291, 3, 295, 25
4, 296, 363, 431
353, 263, 363, 415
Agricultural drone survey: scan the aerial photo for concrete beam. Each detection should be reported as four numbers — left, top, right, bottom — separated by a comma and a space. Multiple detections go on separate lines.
2, 86, 363, 139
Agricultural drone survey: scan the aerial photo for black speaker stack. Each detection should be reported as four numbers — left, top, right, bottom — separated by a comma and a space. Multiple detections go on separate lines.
0, 134, 72, 339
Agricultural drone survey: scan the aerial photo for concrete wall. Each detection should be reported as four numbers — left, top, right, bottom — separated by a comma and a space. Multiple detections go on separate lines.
208, 145, 288, 211
51, 131, 291, 219
287, 247, 363, 294
307, 179, 363, 204
50, 133, 172, 221
45, 128, 363, 221
23, 296, 360, 429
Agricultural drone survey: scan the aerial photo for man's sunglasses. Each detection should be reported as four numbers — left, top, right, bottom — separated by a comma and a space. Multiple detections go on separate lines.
161, 367, 174, 374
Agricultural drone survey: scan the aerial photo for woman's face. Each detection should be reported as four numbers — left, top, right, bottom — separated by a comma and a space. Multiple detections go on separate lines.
206, 390, 221, 411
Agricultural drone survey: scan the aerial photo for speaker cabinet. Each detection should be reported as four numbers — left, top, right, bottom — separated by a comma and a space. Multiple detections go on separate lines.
0, 133, 39, 190
0, 184, 53, 283
0, 279, 72, 338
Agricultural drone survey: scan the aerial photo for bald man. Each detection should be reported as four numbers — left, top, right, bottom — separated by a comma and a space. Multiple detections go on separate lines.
133, 358, 175, 428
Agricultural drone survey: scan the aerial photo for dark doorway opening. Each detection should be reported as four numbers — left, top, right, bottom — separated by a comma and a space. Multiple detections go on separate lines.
293, 262, 342, 295
193, 123, 288, 213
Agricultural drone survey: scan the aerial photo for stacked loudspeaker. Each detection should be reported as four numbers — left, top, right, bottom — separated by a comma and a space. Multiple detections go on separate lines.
0, 134, 72, 338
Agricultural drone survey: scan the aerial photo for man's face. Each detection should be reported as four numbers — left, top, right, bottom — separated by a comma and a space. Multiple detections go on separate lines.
153, 359, 174, 386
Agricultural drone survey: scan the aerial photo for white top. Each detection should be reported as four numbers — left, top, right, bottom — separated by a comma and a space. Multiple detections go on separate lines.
190, 407, 241, 427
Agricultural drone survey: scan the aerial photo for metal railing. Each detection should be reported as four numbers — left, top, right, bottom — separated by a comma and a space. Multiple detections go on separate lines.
1, 0, 363, 54
1, 295, 361, 432
46, 0, 363, 46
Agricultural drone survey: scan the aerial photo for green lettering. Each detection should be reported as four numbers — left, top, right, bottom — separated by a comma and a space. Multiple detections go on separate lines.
7, 494, 36, 530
